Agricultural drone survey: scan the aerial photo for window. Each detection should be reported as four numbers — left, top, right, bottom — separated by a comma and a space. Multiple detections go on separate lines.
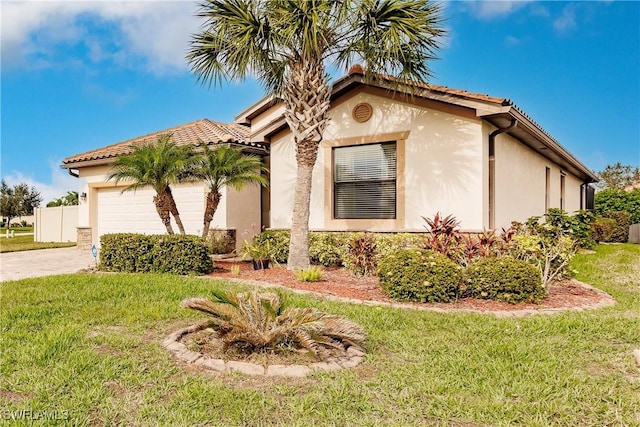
333, 142, 396, 219
560, 173, 566, 210
545, 167, 551, 212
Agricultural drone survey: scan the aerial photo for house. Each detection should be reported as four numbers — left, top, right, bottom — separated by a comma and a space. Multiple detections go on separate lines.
62, 67, 598, 250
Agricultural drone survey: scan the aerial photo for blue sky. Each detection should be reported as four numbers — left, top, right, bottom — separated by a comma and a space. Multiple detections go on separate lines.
1, 0, 639, 204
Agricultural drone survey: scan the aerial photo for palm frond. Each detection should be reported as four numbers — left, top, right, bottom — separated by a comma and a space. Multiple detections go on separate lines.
180, 290, 366, 358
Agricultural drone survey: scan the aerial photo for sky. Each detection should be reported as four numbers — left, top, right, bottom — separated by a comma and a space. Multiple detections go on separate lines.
1, 0, 639, 205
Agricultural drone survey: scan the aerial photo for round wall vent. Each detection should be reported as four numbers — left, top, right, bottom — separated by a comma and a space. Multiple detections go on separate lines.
352, 103, 373, 123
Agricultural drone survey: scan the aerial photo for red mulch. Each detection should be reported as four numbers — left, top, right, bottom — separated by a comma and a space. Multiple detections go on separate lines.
206, 261, 613, 314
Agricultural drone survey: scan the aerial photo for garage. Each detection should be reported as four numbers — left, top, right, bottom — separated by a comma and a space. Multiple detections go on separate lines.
95, 184, 207, 244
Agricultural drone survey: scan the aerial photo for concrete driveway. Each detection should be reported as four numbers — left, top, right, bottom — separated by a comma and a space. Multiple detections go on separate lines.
0, 247, 96, 282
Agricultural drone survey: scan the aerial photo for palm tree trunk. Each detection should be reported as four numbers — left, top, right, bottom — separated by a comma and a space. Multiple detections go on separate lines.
284, 61, 331, 270
165, 187, 186, 235
288, 162, 315, 269
202, 190, 221, 239
154, 192, 175, 234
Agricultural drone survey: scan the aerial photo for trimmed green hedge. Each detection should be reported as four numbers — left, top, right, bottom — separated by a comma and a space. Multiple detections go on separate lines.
378, 249, 462, 303
250, 230, 424, 269
100, 233, 214, 275
464, 257, 544, 303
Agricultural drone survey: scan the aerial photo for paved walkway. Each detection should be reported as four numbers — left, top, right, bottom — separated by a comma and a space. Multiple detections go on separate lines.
0, 247, 96, 282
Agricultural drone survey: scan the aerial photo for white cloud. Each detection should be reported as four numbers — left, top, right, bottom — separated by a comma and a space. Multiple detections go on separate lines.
1, 0, 200, 74
553, 4, 578, 33
3, 161, 81, 207
504, 35, 522, 46
463, 0, 533, 19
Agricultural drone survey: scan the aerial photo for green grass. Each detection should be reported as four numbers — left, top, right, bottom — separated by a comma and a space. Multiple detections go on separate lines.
0, 226, 33, 233
1, 245, 639, 426
0, 235, 76, 253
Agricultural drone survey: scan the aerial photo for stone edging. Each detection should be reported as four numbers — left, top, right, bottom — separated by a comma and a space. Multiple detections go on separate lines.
203, 277, 616, 318
163, 321, 365, 377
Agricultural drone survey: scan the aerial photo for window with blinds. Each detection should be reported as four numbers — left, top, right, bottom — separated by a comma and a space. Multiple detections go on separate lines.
333, 142, 397, 219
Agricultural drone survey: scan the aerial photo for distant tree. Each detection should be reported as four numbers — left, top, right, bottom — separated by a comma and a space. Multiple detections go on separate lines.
1, 180, 43, 225
596, 162, 640, 190
47, 191, 79, 207
107, 134, 197, 235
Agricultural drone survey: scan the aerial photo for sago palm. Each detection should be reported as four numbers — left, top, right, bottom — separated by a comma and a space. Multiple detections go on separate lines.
193, 144, 268, 238
107, 134, 196, 235
188, 0, 445, 269
181, 290, 366, 359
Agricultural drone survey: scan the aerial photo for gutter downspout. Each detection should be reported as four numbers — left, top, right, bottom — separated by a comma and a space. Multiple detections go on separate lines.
67, 168, 79, 178
488, 118, 518, 229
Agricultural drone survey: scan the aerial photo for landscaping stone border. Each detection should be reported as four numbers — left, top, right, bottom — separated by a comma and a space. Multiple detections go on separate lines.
163, 321, 365, 377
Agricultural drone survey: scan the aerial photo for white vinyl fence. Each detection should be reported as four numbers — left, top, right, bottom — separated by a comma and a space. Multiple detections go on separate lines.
34, 206, 78, 242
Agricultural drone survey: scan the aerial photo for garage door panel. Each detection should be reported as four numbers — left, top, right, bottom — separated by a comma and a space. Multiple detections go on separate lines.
96, 184, 206, 244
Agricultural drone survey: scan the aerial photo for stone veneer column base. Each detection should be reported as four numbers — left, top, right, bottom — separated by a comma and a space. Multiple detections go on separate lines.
77, 227, 92, 250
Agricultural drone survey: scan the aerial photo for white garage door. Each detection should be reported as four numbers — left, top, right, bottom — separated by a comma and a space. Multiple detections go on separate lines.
96, 184, 207, 245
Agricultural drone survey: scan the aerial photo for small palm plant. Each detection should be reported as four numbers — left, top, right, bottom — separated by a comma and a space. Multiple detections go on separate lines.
181, 290, 365, 359
192, 144, 268, 239
108, 134, 196, 235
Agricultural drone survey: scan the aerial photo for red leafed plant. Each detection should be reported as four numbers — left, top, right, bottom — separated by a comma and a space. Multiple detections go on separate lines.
421, 212, 461, 257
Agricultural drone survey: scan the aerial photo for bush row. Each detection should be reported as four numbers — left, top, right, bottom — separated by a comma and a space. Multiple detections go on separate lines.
378, 249, 544, 304
249, 230, 424, 272
100, 233, 214, 275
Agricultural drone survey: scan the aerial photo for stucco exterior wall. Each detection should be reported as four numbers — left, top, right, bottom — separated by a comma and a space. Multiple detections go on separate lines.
493, 132, 584, 229
269, 91, 485, 232
225, 184, 263, 252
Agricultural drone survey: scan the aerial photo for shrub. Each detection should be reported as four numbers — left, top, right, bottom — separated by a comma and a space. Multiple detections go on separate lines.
343, 233, 378, 276
603, 211, 631, 243
181, 290, 366, 359
595, 188, 640, 224
378, 249, 462, 303
253, 230, 290, 263
375, 233, 423, 259
464, 257, 545, 303
309, 232, 347, 266
508, 233, 575, 287
591, 217, 617, 242
100, 233, 213, 275
294, 266, 323, 282
421, 212, 461, 257
207, 229, 235, 254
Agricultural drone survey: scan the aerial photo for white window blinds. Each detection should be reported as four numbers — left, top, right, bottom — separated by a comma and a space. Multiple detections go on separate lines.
333, 142, 397, 219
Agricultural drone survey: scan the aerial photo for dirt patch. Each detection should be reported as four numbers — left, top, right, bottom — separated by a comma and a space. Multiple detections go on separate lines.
0, 389, 34, 404
206, 262, 615, 315
180, 327, 320, 367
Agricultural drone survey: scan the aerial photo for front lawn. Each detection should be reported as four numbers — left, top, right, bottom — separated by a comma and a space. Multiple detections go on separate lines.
0, 235, 76, 253
1, 245, 638, 426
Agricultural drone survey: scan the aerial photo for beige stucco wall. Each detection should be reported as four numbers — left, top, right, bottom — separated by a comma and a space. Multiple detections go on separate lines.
269, 91, 486, 232
493, 132, 584, 229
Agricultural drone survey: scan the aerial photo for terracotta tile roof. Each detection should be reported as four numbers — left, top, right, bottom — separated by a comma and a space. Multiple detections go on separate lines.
345, 65, 510, 106
63, 119, 259, 166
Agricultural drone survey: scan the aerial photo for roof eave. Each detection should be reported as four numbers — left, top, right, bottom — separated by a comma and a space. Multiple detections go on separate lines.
482, 109, 598, 183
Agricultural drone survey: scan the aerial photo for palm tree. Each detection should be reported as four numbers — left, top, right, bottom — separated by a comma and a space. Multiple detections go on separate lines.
188, 0, 445, 269
107, 134, 195, 235
193, 144, 268, 238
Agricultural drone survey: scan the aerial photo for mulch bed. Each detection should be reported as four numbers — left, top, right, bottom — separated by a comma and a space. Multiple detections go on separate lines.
206, 260, 613, 314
